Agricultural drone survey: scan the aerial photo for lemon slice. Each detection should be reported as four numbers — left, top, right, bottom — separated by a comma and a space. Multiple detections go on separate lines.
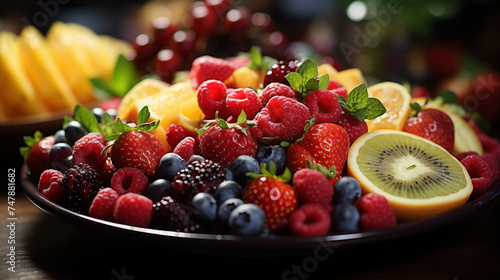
348, 129, 473, 222
333, 68, 366, 93
365, 82, 412, 131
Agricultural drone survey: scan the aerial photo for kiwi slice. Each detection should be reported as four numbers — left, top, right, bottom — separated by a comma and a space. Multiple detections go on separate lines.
357, 133, 467, 199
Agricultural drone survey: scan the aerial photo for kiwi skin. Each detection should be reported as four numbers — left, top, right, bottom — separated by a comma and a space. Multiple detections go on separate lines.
347, 130, 473, 222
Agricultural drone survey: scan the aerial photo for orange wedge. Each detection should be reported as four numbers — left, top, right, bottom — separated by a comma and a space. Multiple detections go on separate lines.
348, 129, 473, 222
365, 82, 412, 131
179, 96, 204, 132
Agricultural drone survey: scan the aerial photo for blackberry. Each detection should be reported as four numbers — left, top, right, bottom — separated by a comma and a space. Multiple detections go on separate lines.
172, 160, 226, 203
151, 196, 201, 232
263, 60, 299, 87
60, 163, 104, 214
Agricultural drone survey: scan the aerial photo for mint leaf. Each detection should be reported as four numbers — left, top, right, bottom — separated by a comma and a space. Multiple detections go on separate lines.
74, 105, 103, 135
137, 106, 151, 125
340, 83, 386, 121
347, 84, 368, 109
364, 98, 386, 120
285, 72, 303, 92
318, 74, 329, 90
297, 59, 318, 82
137, 120, 160, 132
237, 110, 247, 125
110, 118, 133, 133
304, 78, 319, 93
437, 90, 457, 104
247, 46, 262, 70
90, 54, 138, 97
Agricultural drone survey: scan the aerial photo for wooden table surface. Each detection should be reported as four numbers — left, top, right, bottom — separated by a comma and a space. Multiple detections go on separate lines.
1, 166, 500, 280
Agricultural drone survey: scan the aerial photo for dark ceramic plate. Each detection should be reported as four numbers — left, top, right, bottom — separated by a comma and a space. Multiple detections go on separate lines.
21, 164, 500, 256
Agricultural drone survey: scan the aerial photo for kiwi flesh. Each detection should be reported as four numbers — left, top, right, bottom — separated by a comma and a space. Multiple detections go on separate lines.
356, 133, 469, 199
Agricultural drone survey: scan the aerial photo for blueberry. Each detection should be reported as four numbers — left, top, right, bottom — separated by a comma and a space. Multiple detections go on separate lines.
229, 155, 260, 186
217, 198, 244, 225
64, 121, 85, 145
106, 109, 118, 120
228, 203, 266, 236
255, 145, 286, 172
146, 179, 173, 202
192, 193, 218, 224
224, 168, 234, 181
213, 180, 243, 204
54, 129, 66, 144
332, 202, 360, 233
49, 143, 74, 172
159, 153, 185, 181
333, 176, 362, 205
91, 107, 105, 122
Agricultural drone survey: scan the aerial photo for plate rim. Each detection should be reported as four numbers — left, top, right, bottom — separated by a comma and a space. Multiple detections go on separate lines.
20, 164, 500, 256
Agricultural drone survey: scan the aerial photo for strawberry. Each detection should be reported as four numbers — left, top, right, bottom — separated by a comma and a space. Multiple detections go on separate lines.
403, 108, 455, 153
242, 165, 298, 230
286, 144, 317, 174
20, 132, 55, 179
197, 111, 257, 168
106, 106, 166, 176
470, 71, 500, 123
190, 55, 237, 88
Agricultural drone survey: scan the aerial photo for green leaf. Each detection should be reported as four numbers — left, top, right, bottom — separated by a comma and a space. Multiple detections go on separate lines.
19, 147, 30, 160
318, 74, 329, 90
110, 118, 133, 133
73, 105, 103, 135
109, 54, 138, 96
217, 117, 229, 129
237, 110, 247, 125
137, 106, 151, 125
304, 78, 319, 94
352, 110, 367, 122
104, 134, 120, 141
410, 102, 422, 114
247, 46, 262, 70
437, 90, 457, 104
297, 59, 318, 82
90, 78, 115, 95
347, 84, 368, 110
364, 98, 386, 120
285, 72, 303, 92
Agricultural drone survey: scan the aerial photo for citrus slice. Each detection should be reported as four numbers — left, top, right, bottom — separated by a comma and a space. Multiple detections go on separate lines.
347, 129, 473, 222
317, 63, 338, 80
179, 96, 204, 132
333, 68, 366, 93
117, 78, 170, 122
410, 97, 483, 155
365, 82, 412, 131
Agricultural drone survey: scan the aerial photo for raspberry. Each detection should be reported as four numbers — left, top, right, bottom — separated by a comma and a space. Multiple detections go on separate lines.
151, 196, 201, 232
111, 167, 149, 195
113, 193, 153, 227
260, 82, 296, 106
254, 96, 310, 141
190, 55, 236, 89
88, 188, 119, 221
38, 169, 63, 203
166, 124, 189, 148
172, 160, 226, 203
481, 153, 500, 185
72, 132, 106, 171
302, 90, 342, 123
292, 168, 333, 206
478, 133, 500, 161
460, 154, 494, 199
173, 136, 197, 162
196, 79, 231, 119
60, 163, 104, 214
225, 88, 262, 119
356, 193, 396, 231
288, 204, 331, 237
263, 60, 298, 87
336, 110, 368, 144
326, 80, 347, 96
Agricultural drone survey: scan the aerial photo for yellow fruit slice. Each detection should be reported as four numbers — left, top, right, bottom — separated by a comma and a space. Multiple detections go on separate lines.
150, 123, 172, 152
18, 26, 78, 111
0, 31, 47, 117
98, 35, 132, 81
117, 78, 170, 123
333, 68, 366, 93
179, 96, 204, 132
348, 129, 473, 222
317, 63, 338, 80
410, 97, 483, 155
226, 67, 262, 89
365, 82, 412, 131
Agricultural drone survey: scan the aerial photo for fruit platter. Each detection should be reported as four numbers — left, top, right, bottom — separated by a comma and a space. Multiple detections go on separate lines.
19, 40, 500, 255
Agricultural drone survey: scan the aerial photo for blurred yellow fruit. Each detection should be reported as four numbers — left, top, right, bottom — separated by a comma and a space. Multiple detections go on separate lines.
150, 123, 172, 152
333, 68, 366, 93
317, 63, 338, 80
18, 26, 78, 111
179, 96, 204, 132
0, 31, 47, 118
365, 82, 412, 131
227, 67, 262, 89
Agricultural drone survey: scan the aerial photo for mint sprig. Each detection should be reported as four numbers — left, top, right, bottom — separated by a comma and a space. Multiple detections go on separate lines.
90, 54, 138, 97
246, 162, 292, 183
243, 46, 276, 72
338, 83, 386, 121
73, 105, 103, 135
104, 106, 160, 142
196, 110, 250, 136
285, 59, 329, 97
19, 131, 43, 160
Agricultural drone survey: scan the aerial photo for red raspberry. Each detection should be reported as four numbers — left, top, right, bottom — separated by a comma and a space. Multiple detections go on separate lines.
111, 167, 149, 195
113, 193, 153, 227
190, 55, 236, 89
302, 90, 342, 123
88, 188, 119, 221
288, 204, 331, 237
292, 168, 333, 206
260, 82, 296, 106
197, 79, 231, 119
72, 132, 106, 171
336, 110, 368, 144
173, 136, 198, 162
166, 124, 189, 148
38, 169, 63, 203
356, 193, 396, 231
460, 154, 494, 199
225, 88, 262, 119
480, 153, 499, 185
254, 96, 310, 142
478, 133, 500, 161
